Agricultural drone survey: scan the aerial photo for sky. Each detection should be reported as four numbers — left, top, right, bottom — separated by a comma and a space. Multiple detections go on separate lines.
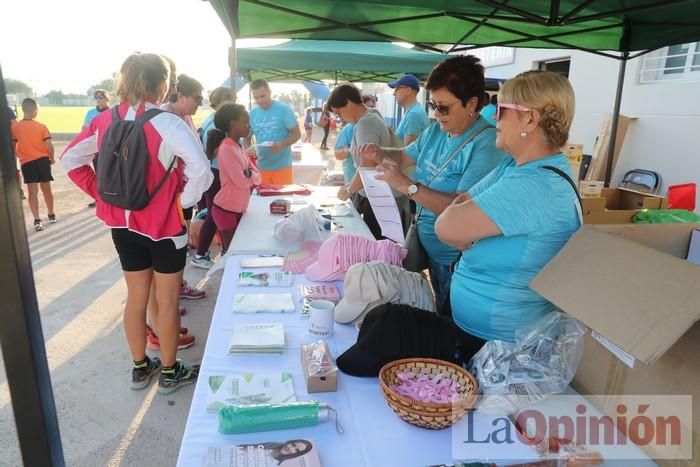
0, 0, 275, 96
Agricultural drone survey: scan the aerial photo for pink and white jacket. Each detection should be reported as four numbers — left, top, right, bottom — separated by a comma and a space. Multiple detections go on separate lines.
61, 101, 213, 243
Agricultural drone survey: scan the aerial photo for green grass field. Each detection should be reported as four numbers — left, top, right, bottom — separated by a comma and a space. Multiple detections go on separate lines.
35, 106, 214, 133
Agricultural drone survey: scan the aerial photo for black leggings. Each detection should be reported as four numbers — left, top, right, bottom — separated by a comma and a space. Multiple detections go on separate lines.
321, 125, 330, 147
336, 304, 486, 377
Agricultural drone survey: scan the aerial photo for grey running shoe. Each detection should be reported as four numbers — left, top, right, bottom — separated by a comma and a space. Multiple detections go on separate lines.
191, 254, 215, 270
34, 219, 44, 232
158, 360, 200, 395
131, 357, 162, 390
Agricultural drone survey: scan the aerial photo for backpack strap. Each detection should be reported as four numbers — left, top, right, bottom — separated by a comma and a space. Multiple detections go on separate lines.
542, 165, 584, 224
134, 107, 163, 126
149, 156, 177, 203
132, 107, 173, 203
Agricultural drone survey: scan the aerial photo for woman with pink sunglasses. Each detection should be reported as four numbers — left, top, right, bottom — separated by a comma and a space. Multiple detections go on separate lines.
435, 70, 582, 344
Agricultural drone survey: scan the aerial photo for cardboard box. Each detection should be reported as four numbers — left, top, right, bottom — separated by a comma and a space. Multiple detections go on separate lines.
582, 187, 667, 224
301, 341, 337, 393
531, 224, 700, 466
562, 143, 584, 181
586, 114, 635, 182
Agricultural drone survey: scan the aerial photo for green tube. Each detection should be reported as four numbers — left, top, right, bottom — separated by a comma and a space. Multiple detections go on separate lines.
218, 401, 322, 434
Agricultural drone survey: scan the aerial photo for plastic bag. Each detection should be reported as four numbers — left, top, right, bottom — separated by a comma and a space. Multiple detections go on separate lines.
633, 208, 700, 224
469, 312, 586, 414
302, 340, 338, 377
273, 205, 330, 245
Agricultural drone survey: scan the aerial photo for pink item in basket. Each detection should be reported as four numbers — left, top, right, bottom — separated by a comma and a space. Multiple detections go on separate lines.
282, 242, 321, 274
305, 234, 406, 282
390, 372, 464, 404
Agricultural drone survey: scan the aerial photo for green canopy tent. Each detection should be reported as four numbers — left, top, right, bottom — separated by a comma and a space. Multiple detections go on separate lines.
208, 0, 700, 185
236, 39, 447, 83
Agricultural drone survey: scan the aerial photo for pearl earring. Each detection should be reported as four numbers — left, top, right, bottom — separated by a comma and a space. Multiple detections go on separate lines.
520, 131, 527, 138
469, 112, 474, 117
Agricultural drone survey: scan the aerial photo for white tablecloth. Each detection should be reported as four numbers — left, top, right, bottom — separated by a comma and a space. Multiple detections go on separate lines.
226, 186, 373, 257
293, 143, 328, 185
178, 256, 656, 467
177, 256, 537, 467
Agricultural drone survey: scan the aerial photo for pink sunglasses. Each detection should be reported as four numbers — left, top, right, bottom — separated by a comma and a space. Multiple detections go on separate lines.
496, 103, 532, 121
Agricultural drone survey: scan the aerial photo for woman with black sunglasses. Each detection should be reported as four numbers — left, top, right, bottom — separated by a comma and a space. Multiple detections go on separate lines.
357, 55, 507, 316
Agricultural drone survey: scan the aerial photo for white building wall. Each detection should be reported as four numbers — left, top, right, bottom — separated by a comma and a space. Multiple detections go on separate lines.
485, 48, 700, 209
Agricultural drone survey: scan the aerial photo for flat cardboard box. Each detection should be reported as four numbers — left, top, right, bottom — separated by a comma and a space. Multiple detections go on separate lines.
582, 187, 667, 224
301, 341, 338, 393
531, 224, 700, 465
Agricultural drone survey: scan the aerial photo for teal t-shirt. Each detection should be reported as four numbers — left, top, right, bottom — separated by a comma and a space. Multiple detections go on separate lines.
249, 100, 298, 171
199, 113, 218, 169
450, 153, 582, 342
404, 119, 508, 265
480, 103, 497, 126
396, 102, 429, 142
83, 107, 105, 127
335, 123, 356, 183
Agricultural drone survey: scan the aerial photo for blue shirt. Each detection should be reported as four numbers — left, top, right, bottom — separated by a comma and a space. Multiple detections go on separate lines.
451, 153, 581, 342
83, 107, 107, 127
249, 100, 298, 171
335, 123, 356, 183
396, 102, 429, 142
199, 113, 218, 169
480, 103, 497, 126
404, 119, 507, 265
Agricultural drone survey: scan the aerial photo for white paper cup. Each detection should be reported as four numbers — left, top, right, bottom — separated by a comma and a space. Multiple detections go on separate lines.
308, 300, 335, 337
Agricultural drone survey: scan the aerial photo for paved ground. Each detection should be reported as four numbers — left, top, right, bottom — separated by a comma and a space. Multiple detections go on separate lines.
0, 127, 339, 467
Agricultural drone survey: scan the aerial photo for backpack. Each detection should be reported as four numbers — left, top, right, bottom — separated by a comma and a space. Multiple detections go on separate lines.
97, 106, 175, 210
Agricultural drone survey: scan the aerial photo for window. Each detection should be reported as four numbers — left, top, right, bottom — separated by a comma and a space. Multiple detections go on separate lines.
639, 42, 700, 83
537, 58, 571, 78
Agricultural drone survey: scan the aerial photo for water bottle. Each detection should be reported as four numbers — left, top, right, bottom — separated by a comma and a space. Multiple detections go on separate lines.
218, 401, 343, 435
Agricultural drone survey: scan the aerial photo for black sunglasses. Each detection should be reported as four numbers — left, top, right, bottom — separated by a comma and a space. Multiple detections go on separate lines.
428, 100, 460, 116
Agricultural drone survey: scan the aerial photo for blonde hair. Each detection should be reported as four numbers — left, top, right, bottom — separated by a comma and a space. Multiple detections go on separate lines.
499, 70, 575, 148
208, 86, 234, 109
116, 53, 169, 106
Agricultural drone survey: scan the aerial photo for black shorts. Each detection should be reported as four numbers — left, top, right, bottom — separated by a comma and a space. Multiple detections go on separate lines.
183, 206, 194, 221
21, 157, 53, 183
111, 229, 186, 274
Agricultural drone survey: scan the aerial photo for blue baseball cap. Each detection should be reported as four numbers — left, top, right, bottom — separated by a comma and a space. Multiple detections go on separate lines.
387, 74, 420, 91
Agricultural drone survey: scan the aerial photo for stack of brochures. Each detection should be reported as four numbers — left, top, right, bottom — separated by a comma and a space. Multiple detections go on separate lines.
238, 271, 294, 287
233, 293, 295, 313
229, 323, 285, 354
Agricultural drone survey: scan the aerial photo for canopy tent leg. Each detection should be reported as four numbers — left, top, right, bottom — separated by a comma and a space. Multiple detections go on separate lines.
0, 68, 65, 467
604, 51, 629, 187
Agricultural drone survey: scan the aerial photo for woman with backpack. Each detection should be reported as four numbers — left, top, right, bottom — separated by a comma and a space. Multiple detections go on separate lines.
61, 52, 213, 394
205, 103, 261, 250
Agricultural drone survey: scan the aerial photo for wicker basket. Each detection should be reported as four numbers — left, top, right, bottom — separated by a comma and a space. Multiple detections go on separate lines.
379, 358, 478, 430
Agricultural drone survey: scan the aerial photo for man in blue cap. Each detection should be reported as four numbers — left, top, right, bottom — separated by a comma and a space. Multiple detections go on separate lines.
387, 74, 429, 146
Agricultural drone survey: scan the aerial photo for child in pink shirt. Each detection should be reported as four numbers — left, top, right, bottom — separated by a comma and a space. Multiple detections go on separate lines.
205, 103, 261, 249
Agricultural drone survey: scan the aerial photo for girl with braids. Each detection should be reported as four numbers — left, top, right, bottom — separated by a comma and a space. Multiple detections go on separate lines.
206, 103, 261, 250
